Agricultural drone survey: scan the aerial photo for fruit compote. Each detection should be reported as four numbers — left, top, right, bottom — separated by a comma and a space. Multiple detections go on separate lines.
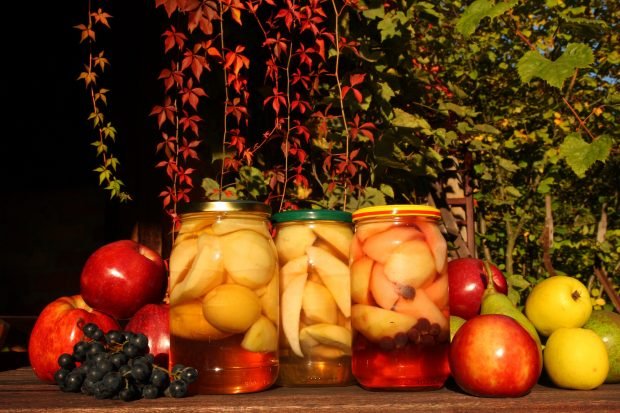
168, 201, 279, 394
171, 334, 278, 394
271, 210, 354, 387
350, 205, 450, 390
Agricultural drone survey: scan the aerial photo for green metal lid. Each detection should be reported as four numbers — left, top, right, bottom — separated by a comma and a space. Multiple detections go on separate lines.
177, 200, 271, 215
271, 209, 352, 223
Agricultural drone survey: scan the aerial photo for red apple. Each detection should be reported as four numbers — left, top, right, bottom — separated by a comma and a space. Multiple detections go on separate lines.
449, 314, 542, 397
28, 295, 120, 383
448, 258, 507, 320
125, 303, 170, 367
80, 240, 167, 320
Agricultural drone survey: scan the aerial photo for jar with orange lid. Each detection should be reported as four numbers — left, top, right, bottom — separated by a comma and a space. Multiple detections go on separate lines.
349, 205, 450, 390
168, 200, 279, 394
271, 209, 354, 386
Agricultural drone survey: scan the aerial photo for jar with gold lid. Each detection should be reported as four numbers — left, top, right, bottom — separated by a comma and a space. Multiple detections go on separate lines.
168, 200, 279, 394
272, 209, 354, 386
349, 205, 450, 390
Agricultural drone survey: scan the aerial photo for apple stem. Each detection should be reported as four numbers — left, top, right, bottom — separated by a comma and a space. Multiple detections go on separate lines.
571, 290, 581, 301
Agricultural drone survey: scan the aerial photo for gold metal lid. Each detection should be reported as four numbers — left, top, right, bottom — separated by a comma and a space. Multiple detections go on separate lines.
178, 200, 271, 215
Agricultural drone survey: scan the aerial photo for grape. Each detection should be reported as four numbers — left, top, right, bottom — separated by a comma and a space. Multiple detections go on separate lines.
53, 321, 197, 401
63, 372, 84, 392
142, 384, 159, 399
57, 353, 76, 370
150, 368, 170, 389
180, 367, 199, 384
82, 323, 99, 339
166, 379, 188, 398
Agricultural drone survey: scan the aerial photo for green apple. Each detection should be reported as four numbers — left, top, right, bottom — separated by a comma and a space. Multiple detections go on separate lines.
524, 275, 592, 337
543, 327, 608, 390
583, 310, 620, 383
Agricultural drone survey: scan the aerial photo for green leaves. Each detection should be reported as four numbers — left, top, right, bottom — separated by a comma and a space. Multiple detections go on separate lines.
456, 0, 517, 37
517, 43, 594, 89
559, 133, 613, 178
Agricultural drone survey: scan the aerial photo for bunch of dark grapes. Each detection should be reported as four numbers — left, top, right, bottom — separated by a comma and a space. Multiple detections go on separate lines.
53, 322, 198, 401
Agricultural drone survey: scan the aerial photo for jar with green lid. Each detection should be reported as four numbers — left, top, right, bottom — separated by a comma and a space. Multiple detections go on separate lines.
272, 209, 354, 386
168, 200, 279, 394
350, 205, 450, 390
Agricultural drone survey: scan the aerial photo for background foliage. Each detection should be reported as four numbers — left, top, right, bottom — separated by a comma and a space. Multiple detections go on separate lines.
78, 0, 619, 307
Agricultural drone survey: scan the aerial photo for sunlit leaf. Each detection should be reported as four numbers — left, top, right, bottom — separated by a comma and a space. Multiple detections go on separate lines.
456, 0, 517, 37
559, 133, 612, 178
517, 43, 594, 89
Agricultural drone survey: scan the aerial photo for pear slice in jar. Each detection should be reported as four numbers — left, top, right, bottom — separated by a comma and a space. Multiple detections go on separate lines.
299, 323, 351, 354
351, 304, 418, 342
362, 226, 424, 264
306, 246, 351, 318
311, 223, 353, 261
302, 280, 338, 325
281, 272, 308, 357
392, 289, 448, 330
169, 237, 199, 291
275, 224, 317, 264
241, 316, 278, 353
169, 234, 225, 305
221, 229, 276, 289
383, 238, 436, 288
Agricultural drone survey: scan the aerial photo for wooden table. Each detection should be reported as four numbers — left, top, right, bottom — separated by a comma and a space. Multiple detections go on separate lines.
1, 367, 618, 412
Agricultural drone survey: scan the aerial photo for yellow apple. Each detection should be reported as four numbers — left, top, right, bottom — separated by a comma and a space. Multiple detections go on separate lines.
543, 327, 609, 390
525, 275, 592, 337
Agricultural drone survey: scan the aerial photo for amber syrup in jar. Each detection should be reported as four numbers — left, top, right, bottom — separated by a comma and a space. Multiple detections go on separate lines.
349, 205, 450, 390
169, 200, 279, 394
272, 209, 354, 387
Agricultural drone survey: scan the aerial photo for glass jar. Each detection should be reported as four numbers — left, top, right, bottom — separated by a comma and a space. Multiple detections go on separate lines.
168, 200, 279, 394
349, 205, 450, 390
272, 209, 354, 386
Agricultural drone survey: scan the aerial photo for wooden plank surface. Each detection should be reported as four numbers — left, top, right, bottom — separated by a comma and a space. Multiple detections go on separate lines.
1, 367, 618, 412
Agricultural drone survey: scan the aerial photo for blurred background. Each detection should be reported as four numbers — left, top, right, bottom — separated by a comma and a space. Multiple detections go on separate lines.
0, 1, 167, 359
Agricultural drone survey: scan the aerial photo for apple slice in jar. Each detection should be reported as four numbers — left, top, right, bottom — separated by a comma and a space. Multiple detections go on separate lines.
280, 254, 309, 291
281, 272, 309, 357
312, 223, 353, 261
302, 280, 338, 325
275, 224, 317, 264
221, 229, 276, 289
169, 234, 225, 305
355, 222, 393, 244
299, 323, 351, 357
169, 237, 199, 291
306, 246, 351, 318
241, 316, 278, 353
